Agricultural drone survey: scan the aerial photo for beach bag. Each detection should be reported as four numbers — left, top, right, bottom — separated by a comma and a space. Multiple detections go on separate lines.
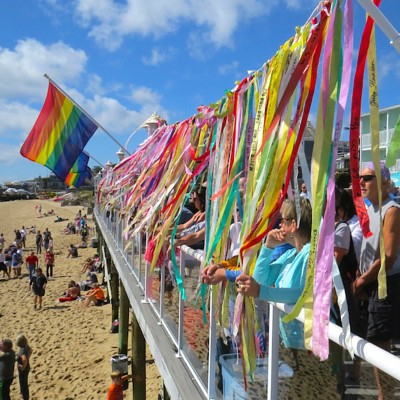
110, 319, 119, 334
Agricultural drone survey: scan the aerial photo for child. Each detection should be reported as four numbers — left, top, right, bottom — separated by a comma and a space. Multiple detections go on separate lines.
106, 370, 131, 400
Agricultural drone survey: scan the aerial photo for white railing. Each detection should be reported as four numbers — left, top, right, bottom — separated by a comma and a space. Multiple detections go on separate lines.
95, 205, 400, 399
361, 128, 395, 149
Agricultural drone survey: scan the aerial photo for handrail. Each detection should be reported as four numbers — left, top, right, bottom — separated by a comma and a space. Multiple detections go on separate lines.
95, 205, 400, 399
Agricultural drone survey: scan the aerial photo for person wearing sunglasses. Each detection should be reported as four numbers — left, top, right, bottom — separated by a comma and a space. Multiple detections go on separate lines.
353, 161, 400, 399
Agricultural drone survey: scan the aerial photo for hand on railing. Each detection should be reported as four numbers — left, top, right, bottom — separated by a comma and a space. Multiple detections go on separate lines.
236, 274, 260, 297
201, 264, 227, 285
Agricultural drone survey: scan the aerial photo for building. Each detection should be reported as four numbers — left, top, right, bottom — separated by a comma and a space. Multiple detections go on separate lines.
360, 105, 400, 183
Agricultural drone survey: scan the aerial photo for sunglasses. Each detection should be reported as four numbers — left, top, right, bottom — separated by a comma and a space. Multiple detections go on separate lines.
359, 175, 376, 182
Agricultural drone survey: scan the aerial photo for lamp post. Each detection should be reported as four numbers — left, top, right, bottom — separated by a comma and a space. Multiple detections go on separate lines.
116, 148, 125, 162
142, 112, 166, 136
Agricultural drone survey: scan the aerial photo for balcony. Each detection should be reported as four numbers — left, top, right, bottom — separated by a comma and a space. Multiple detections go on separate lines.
361, 128, 394, 149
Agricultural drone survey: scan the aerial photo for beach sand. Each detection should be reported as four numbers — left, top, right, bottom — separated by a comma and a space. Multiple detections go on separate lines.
0, 199, 161, 400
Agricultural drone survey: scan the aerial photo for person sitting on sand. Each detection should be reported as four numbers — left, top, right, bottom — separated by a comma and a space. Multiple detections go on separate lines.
93, 254, 103, 273
78, 237, 88, 249
29, 267, 47, 310
28, 226, 36, 234
63, 222, 76, 235
81, 271, 98, 291
83, 283, 105, 307
58, 281, 81, 302
81, 258, 95, 274
67, 244, 78, 258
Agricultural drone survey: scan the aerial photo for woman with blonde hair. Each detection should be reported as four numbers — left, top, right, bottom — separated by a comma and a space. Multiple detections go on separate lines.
16, 334, 32, 400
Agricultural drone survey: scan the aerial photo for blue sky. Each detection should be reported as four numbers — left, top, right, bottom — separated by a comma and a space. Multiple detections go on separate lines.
1, 0, 400, 184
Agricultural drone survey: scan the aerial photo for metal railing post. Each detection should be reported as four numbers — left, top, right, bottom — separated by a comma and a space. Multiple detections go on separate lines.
268, 304, 280, 400
207, 287, 217, 400
177, 250, 185, 358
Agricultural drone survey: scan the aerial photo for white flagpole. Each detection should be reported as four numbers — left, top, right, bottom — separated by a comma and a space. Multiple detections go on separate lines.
43, 74, 131, 156
357, 0, 400, 54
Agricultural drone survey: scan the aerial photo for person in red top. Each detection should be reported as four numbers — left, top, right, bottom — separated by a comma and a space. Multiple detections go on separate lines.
25, 252, 38, 280
44, 249, 55, 278
106, 370, 131, 400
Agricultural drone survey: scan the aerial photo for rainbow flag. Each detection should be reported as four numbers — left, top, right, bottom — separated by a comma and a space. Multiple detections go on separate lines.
20, 82, 98, 182
65, 151, 92, 188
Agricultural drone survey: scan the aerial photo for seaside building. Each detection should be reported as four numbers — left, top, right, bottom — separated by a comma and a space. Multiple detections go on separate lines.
360, 105, 400, 184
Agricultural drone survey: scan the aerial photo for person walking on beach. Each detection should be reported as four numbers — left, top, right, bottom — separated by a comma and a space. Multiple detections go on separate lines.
25, 251, 38, 281
0, 248, 10, 279
4, 248, 12, 277
30, 267, 47, 310
0, 338, 15, 400
12, 248, 23, 278
20, 226, 27, 248
0, 233, 5, 250
16, 334, 32, 400
35, 231, 43, 254
44, 249, 55, 279
42, 228, 51, 252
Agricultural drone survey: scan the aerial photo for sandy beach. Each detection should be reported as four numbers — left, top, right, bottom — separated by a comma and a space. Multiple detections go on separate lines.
0, 199, 160, 400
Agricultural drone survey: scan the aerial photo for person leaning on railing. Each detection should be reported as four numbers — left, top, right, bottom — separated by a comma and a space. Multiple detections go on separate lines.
202, 198, 312, 359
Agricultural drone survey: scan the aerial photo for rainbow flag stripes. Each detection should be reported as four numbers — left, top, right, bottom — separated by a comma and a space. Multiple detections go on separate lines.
20, 82, 97, 182
64, 151, 92, 188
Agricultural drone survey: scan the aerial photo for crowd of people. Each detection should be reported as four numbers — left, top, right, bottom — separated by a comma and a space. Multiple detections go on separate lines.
200, 163, 399, 398
136, 162, 400, 398
0, 206, 110, 399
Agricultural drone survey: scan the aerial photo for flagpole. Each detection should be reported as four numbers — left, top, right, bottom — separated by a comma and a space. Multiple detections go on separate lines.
43, 74, 131, 156
87, 153, 105, 168
357, 0, 400, 54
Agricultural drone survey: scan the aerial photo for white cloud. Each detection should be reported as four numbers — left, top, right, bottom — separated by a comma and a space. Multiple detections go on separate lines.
0, 101, 41, 139
218, 61, 239, 75
87, 74, 106, 96
0, 142, 21, 165
130, 86, 161, 106
0, 39, 87, 101
0, 37, 168, 136
142, 48, 174, 66
378, 54, 400, 80
71, 0, 277, 52
283, 0, 320, 11
82, 87, 168, 135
